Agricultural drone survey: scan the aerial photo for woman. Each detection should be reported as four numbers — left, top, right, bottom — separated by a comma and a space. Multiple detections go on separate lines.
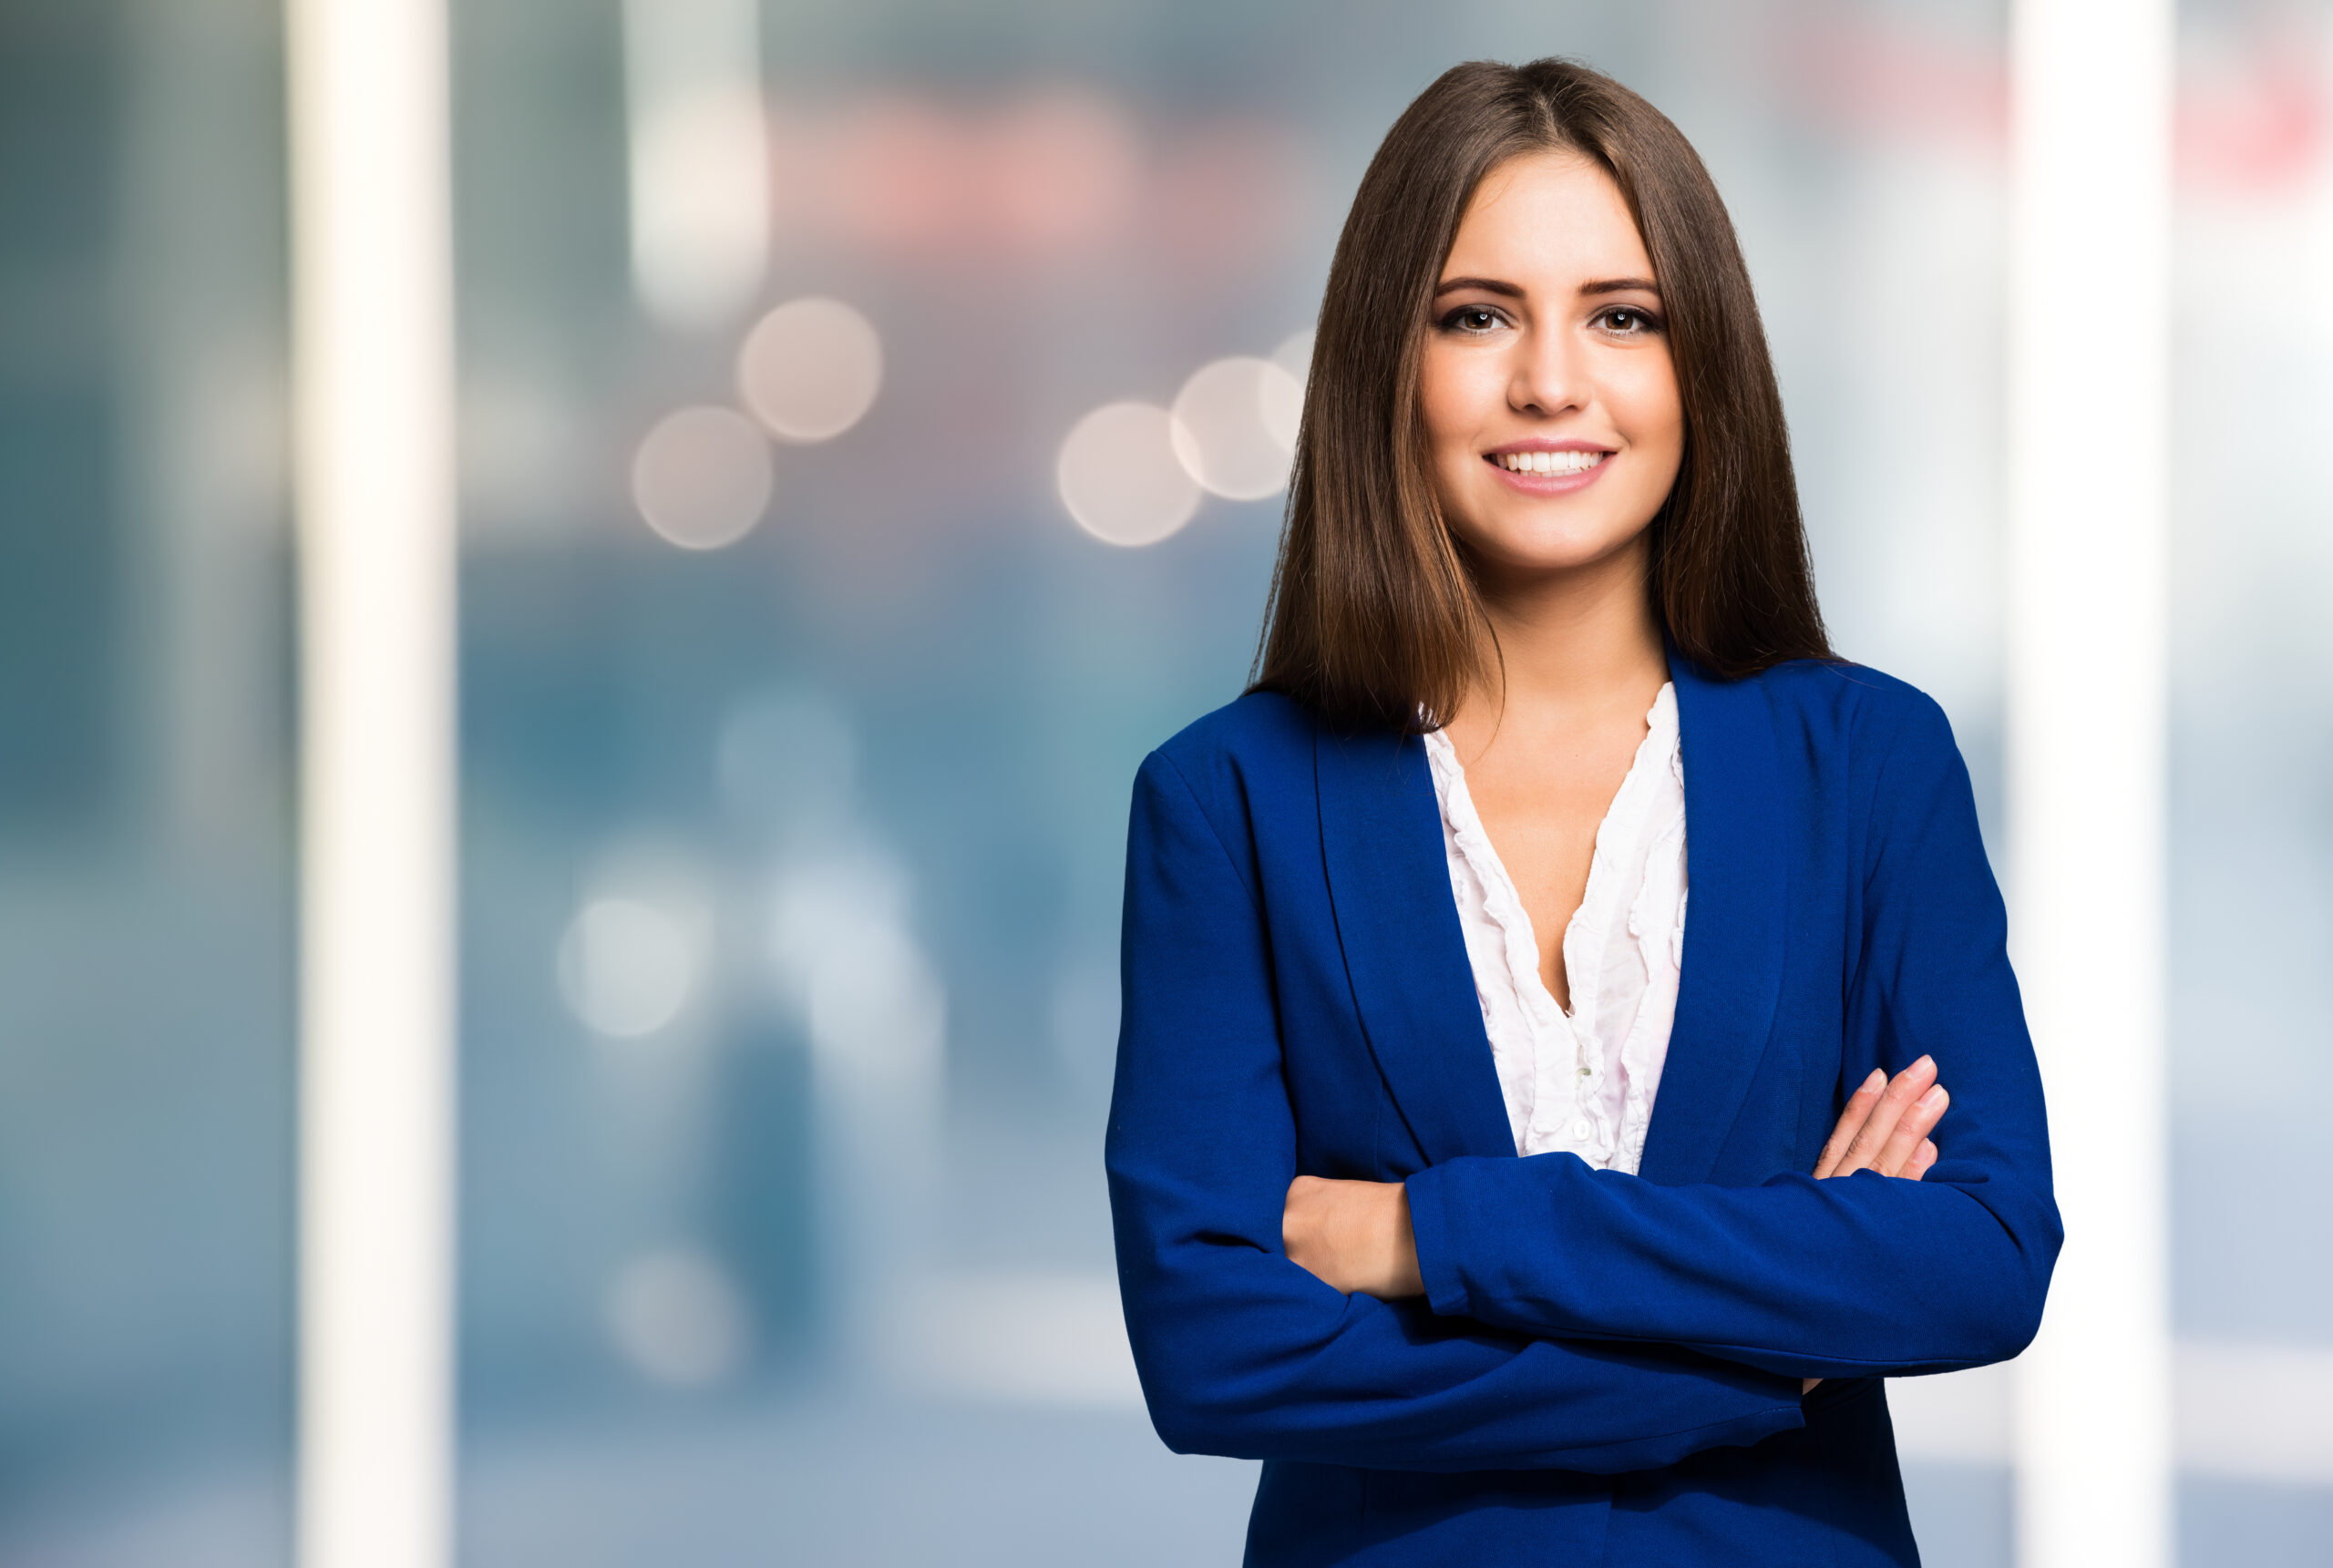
1104, 57, 2058, 1566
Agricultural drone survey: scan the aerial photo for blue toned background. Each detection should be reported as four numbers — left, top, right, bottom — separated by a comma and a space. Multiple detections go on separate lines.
1, 0, 2329, 1563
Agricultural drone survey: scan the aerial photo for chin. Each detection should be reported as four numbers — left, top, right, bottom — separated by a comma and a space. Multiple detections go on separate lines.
1460, 516, 1648, 579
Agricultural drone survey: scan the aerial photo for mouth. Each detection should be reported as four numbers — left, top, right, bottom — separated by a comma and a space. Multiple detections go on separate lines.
1480, 442, 1617, 493
1487, 448, 1610, 477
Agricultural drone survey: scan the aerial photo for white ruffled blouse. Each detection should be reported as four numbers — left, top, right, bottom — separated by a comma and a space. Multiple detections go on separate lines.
1420, 683, 1687, 1173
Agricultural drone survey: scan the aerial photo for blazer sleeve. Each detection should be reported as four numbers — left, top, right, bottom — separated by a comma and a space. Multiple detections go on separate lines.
1403, 693, 2062, 1381
1105, 751, 1808, 1472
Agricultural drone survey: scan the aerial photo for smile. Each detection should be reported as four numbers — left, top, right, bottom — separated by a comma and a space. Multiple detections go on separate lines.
1490, 449, 1609, 476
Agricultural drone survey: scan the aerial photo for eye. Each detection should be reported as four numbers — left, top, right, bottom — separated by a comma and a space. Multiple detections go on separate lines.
1596, 305, 1663, 335
1436, 304, 1509, 336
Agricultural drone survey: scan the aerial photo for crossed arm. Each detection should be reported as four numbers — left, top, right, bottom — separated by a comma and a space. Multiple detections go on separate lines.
1110, 713, 2056, 1471
1281, 1057, 1952, 1395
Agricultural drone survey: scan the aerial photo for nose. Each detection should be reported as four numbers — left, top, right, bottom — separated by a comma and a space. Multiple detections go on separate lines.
1507, 324, 1587, 417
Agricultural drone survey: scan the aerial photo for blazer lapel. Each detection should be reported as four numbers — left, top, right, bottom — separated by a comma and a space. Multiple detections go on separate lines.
1636, 658, 1790, 1186
1314, 723, 1516, 1166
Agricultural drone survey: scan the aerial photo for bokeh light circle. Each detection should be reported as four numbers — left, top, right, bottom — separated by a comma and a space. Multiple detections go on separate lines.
736, 296, 884, 443
1271, 328, 1314, 384
557, 897, 701, 1037
1169, 356, 1301, 501
1263, 329, 1313, 451
605, 1248, 749, 1388
630, 405, 773, 550
1055, 401, 1202, 547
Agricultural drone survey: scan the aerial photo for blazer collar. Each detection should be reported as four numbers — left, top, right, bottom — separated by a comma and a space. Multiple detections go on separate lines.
1312, 656, 1790, 1185
1635, 656, 1789, 1185
1314, 723, 1515, 1166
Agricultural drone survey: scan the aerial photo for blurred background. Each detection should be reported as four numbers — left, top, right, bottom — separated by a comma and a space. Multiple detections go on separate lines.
1, 0, 2328, 1563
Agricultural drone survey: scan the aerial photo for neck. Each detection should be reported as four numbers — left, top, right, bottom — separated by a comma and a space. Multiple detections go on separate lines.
1463, 534, 1666, 724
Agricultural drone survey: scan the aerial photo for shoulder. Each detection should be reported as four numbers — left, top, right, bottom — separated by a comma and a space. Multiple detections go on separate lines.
1149, 689, 1319, 795
1138, 691, 1343, 845
1732, 658, 1959, 769
1726, 662, 1978, 866
1134, 691, 1325, 886
1153, 688, 1318, 770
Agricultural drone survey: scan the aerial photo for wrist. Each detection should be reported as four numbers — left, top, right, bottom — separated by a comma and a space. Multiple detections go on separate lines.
1384, 1184, 1424, 1297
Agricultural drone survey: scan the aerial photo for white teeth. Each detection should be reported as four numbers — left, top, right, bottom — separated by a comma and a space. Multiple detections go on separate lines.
1495, 449, 1605, 475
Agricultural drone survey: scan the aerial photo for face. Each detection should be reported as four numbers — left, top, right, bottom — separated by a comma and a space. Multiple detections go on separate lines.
1418, 149, 1684, 587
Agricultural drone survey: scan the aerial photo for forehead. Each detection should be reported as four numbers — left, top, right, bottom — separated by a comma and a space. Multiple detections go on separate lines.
1444, 149, 1652, 285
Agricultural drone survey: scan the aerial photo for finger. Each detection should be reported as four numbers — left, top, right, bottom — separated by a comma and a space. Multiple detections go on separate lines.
1814, 1070, 1886, 1178
1874, 1084, 1947, 1176
1835, 1057, 1937, 1176
1835, 1060, 1927, 1173
1905, 1138, 1938, 1182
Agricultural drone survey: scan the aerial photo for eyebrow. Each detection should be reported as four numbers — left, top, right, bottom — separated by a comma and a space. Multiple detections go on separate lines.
1433, 275, 1525, 299
1432, 274, 1661, 298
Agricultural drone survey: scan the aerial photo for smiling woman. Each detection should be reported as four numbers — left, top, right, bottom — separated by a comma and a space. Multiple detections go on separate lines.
1106, 57, 2056, 1568
1252, 60, 1826, 739
1420, 152, 1684, 584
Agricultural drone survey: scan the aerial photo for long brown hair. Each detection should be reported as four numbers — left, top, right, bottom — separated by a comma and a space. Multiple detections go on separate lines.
1251, 57, 1831, 733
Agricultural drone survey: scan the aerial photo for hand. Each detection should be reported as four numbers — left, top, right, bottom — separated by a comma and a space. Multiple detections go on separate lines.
1814, 1055, 1948, 1182
1282, 1175, 1425, 1299
1800, 1058, 1948, 1398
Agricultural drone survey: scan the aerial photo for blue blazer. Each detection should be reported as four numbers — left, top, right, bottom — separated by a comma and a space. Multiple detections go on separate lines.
1105, 658, 2060, 1566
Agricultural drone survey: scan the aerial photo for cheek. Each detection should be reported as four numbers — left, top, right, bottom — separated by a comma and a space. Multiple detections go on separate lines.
1611, 354, 1685, 465
1417, 345, 1503, 456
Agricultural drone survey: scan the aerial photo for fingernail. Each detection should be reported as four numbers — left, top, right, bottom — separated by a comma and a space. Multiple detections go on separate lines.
1917, 1084, 1947, 1111
1861, 1070, 1885, 1091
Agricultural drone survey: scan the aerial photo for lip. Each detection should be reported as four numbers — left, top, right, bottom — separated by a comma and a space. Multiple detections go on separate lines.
1482, 437, 1619, 496
1485, 438, 1615, 456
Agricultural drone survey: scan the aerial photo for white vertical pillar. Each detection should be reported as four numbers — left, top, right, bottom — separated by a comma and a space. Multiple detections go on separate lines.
287, 0, 457, 1565
2006, 4, 2175, 1567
